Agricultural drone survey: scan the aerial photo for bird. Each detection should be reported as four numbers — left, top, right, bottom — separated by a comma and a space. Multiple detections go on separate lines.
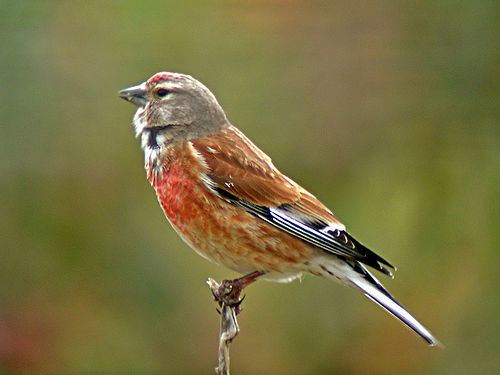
119, 72, 440, 346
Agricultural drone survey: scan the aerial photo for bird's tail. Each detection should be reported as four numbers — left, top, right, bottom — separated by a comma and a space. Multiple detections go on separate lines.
315, 258, 442, 347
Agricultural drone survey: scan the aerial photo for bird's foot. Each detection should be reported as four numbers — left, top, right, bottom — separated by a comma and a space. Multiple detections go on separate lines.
207, 271, 264, 314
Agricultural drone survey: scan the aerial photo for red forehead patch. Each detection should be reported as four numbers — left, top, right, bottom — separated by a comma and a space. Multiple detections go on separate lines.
147, 72, 178, 86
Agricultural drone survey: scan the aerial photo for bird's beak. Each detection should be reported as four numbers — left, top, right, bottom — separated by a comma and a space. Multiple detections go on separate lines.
118, 83, 147, 107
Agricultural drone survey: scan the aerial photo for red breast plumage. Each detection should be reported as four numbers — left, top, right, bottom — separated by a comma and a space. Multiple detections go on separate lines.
148, 134, 316, 276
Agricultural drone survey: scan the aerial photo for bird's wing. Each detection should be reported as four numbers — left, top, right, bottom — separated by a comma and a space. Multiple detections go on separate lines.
191, 126, 395, 276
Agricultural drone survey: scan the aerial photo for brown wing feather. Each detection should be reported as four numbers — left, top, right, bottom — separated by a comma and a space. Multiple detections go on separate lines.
192, 126, 394, 275
191, 125, 343, 227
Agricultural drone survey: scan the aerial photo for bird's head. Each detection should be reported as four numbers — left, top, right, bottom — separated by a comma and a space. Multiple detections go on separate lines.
119, 72, 228, 144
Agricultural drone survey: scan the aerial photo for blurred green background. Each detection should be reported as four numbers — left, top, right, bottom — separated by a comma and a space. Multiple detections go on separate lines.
1, 1, 498, 374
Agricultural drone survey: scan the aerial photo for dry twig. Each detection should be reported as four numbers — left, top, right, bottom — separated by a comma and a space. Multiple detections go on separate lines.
207, 271, 264, 375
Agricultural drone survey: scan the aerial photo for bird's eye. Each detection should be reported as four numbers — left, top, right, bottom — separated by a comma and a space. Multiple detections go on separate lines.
155, 88, 171, 98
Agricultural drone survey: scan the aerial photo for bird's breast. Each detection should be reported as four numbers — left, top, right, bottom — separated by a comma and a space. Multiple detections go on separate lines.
144, 141, 316, 274
147, 143, 211, 233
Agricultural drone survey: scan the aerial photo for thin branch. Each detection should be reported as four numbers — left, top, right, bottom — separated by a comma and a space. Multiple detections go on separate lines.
207, 278, 240, 375
207, 272, 263, 375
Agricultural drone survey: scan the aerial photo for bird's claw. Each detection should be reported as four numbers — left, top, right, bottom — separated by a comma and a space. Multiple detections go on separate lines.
232, 294, 246, 315
207, 278, 248, 315
207, 272, 263, 315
